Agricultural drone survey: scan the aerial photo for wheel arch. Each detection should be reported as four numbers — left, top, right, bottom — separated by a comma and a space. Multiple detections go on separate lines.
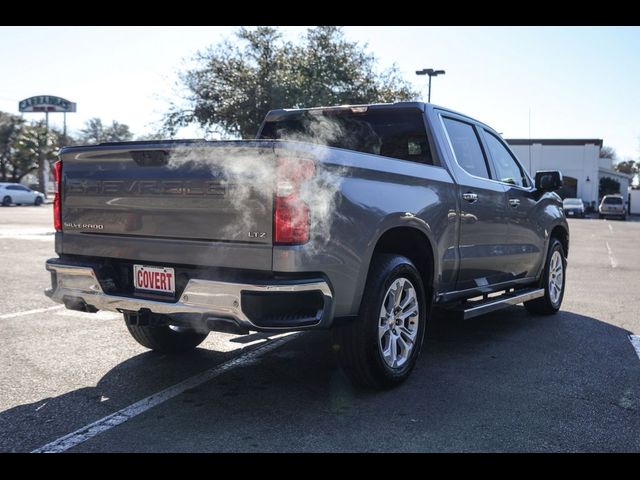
550, 224, 569, 259
357, 225, 437, 316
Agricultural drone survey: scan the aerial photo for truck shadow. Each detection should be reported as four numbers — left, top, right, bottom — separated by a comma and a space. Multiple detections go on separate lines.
2, 307, 639, 452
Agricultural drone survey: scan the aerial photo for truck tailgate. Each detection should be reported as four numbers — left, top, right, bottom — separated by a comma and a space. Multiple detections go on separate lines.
59, 141, 275, 269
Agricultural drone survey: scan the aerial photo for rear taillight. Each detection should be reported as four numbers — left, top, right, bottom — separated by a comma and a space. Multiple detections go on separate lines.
274, 158, 315, 245
53, 160, 62, 231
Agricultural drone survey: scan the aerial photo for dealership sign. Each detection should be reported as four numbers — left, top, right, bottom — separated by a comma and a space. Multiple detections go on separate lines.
19, 95, 77, 113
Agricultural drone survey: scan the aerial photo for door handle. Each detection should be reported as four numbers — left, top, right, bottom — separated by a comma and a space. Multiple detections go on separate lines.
462, 192, 478, 203
509, 198, 520, 207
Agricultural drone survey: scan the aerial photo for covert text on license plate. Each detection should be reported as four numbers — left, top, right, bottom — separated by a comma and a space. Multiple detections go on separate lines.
133, 264, 175, 294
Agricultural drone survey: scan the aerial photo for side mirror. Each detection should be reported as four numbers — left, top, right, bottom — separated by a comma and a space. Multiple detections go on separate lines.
535, 170, 563, 191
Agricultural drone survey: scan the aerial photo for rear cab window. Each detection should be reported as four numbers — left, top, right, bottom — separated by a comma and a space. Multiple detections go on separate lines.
259, 108, 436, 166
603, 197, 623, 205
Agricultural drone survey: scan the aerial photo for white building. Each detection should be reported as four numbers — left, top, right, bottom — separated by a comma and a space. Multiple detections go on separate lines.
506, 139, 632, 211
630, 189, 640, 215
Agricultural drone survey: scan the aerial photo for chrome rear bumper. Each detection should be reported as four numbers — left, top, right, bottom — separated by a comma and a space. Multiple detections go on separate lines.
45, 260, 333, 331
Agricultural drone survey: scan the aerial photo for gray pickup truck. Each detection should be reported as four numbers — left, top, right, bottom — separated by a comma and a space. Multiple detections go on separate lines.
45, 102, 568, 389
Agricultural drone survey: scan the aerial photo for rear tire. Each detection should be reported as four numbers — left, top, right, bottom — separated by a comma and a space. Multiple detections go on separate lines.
124, 314, 208, 353
34, 197, 43, 206
333, 254, 428, 390
2, 196, 11, 206
524, 238, 566, 315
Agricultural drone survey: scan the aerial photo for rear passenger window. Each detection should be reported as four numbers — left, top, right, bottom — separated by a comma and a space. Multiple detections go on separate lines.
483, 131, 529, 188
442, 117, 490, 179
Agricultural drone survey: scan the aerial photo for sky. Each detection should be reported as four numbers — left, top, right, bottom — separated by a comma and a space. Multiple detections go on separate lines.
1, 26, 639, 159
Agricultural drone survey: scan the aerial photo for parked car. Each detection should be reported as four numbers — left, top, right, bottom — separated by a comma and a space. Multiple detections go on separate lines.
562, 198, 585, 218
599, 194, 626, 220
0, 182, 45, 206
44, 102, 569, 389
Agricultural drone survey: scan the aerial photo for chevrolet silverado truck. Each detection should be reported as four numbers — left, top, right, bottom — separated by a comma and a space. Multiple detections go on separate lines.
45, 102, 568, 389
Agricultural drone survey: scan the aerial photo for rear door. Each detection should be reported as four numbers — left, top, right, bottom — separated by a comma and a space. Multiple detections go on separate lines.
440, 115, 510, 291
19, 185, 35, 203
480, 128, 545, 280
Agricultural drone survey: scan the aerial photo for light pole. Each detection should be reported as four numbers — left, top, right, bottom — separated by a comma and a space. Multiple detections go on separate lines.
415, 68, 445, 103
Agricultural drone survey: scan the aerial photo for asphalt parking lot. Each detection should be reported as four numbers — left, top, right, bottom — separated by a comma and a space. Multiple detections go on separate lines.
1, 204, 639, 452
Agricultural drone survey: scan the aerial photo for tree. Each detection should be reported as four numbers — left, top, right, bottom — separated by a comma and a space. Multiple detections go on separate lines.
135, 131, 166, 141
614, 159, 638, 175
105, 121, 134, 143
79, 118, 134, 144
12, 121, 60, 190
0, 111, 25, 182
164, 26, 417, 139
599, 177, 621, 198
599, 145, 617, 161
290, 27, 414, 109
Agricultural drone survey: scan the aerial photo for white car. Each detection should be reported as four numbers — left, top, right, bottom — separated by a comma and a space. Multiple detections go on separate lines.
562, 198, 585, 218
599, 194, 627, 220
0, 182, 45, 206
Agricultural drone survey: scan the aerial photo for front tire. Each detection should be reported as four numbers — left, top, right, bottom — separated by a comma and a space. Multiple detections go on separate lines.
34, 196, 43, 206
524, 238, 566, 315
124, 314, 208, 353
333, 254, 428, 390
2, 196, 11, 206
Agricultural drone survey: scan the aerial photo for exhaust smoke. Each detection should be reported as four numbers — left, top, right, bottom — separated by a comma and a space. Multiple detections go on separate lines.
166, 114, 353, 250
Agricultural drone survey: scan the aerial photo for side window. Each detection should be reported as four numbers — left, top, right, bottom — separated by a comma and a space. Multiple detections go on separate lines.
442, 117, 490, 179
6, 185, 18, 191
483, 131, 529, 188
18, 185, 29, 191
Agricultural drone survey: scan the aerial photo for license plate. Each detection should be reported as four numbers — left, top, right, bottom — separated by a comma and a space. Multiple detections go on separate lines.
568, 211, 574, 215
133, 265, 175, 294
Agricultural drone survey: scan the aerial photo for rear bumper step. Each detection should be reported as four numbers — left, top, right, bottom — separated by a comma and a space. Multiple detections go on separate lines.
44, 260, 334, 332
443, 288, 545, 320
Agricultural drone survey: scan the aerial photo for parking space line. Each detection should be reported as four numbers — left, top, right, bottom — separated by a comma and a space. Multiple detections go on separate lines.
605, 241, 617, 269
0, 305, 64, 320
31, 332, 298, 453
630, 335, 640, 361
608, 223, 613, 233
